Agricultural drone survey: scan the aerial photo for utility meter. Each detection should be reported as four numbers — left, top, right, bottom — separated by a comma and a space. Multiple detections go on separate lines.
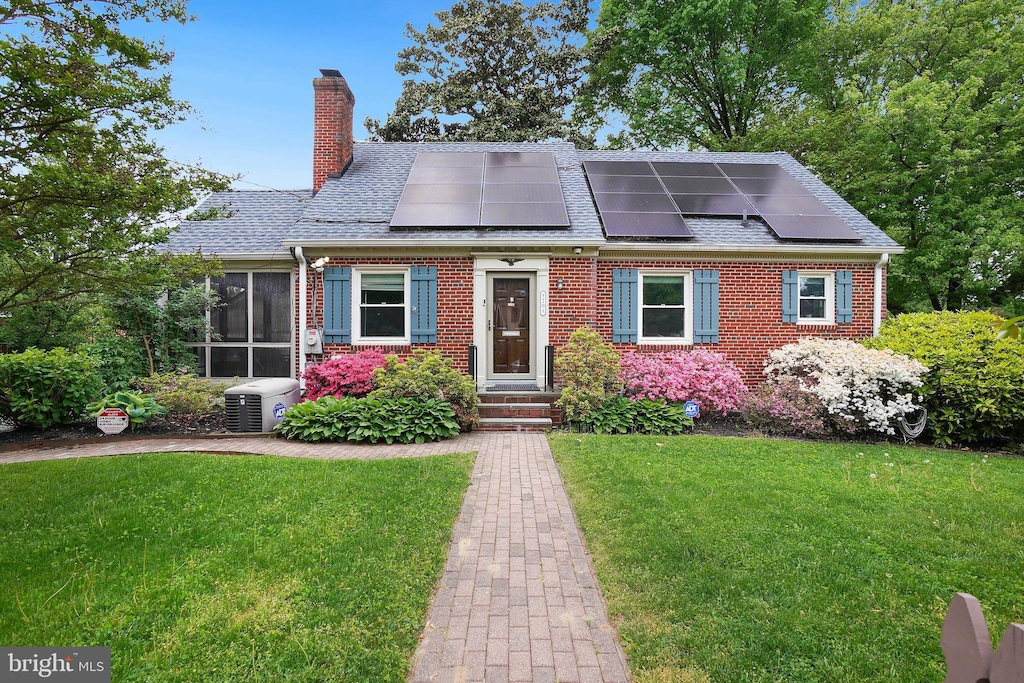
303, 328, 323, 354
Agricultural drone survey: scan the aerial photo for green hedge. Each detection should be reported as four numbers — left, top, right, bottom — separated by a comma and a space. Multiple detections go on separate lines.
371, 350, 479, 431
276, 395, 461, 444
865, 311, 1024, 447
0, 347, 103, 428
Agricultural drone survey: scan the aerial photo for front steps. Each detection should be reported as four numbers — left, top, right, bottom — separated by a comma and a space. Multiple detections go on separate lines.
476, 391, 561, 432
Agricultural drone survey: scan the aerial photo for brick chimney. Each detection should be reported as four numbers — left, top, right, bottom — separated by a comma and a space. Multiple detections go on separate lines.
313, 69, 355, 191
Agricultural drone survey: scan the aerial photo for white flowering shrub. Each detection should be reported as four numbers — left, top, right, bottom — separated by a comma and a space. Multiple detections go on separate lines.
763, 338, 928, 435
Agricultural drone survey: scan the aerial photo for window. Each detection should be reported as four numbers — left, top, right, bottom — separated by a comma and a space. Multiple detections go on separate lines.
190, 271, 293, 378
638, 272, 692, 343
797, 272, 834, 324
354, 269, 409, 343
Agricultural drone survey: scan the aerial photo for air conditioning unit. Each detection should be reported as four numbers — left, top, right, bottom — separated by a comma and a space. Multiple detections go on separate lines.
224, 378, 301, 432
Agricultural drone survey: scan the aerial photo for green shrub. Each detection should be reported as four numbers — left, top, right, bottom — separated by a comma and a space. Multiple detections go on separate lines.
276, 395, 460, 444
86, 390, 167, 429
555, 327, 621, 423
81, 335, 149, 393
0, 347, 103, 428
371, 350, 479, 431
135, 367, 225, 416
865, 311, 1024, 446
584, 396, 694, 435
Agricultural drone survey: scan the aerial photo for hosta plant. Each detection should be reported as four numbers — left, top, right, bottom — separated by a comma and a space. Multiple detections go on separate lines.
276, 395, 460, 444
87, 390, 168, 429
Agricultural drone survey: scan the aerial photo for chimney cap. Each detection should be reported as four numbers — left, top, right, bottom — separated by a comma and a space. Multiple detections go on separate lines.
319, 68, 343, 78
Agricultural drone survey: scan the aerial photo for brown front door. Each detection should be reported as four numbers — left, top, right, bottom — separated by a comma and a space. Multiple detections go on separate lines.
492, 277, 531, 374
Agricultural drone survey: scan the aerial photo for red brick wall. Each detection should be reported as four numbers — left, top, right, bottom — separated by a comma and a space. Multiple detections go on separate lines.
312, 73, 355, 191
306, 256, 476, 373
595, 259, 880, 386
297, 255, 885, 387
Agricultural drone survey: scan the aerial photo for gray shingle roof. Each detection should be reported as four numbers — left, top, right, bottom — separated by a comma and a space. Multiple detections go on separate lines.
165, 144, 900, 256
165, 190, 312, 256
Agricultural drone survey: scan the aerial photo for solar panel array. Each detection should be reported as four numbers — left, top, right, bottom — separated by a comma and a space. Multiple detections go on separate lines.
582, 160, 862, 242
390, 152, 570, 229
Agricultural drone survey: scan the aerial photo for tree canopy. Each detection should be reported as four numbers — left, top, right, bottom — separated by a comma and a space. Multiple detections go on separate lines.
744, 0, 1024, 313
365, 0, 594, 144
0, 0, 228, 313
581, 0, 828, 149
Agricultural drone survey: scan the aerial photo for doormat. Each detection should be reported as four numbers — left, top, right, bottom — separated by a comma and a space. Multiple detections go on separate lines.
486, 383, 541, 392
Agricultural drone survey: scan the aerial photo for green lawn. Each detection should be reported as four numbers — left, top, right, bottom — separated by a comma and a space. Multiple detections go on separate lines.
0, 452, 474, 682
550, 434, 1024, 683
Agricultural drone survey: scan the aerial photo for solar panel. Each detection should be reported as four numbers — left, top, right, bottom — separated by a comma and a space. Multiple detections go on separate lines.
398, 183, 481, 204
406, 166, 484, 184
586, 174, 665, 193
485, 165, 560, 183
593, 192, 677, 213
671, 194, 755, 216
730, 176, 812, 196
583, 160, 654, 176
651, 162, 724, 177
483, 183, 564, 203
762, 215, 862, 241
660, 176, 739, 195
716, 162, 790, 178
481, 202, 570, 227
745, 194, 834, 216
485, 152, 552, 167
390, 202, 481, 228
600, 212, 694, 238
391, 151, 569, 229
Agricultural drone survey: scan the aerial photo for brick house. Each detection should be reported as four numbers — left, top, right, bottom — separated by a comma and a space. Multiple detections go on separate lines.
168, 69, 901, 425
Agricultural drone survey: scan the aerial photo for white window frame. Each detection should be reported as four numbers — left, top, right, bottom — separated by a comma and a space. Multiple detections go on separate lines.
351, 267, 411, 345
797, 271, 835, 325
190, 271, 294, 378
638, 270, 693, 344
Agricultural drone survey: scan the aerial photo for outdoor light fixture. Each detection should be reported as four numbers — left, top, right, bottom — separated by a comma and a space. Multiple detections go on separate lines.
311, 256, 329, 273
556, 278, 564, 290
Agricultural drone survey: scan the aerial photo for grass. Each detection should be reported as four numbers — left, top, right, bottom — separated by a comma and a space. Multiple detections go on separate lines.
550, 434, 1024, 683
0, 452, 474, 682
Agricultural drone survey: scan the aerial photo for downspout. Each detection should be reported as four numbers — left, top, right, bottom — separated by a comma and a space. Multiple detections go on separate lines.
292, 246, 307, 388
873, 253, 889, 336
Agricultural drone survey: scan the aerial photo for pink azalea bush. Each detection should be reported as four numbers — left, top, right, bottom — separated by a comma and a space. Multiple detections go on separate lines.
744, 378, 827, 437
303, 349, 387, 400
619, 350, 747, 415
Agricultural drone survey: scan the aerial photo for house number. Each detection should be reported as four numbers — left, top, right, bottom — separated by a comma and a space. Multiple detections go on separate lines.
540, 291, 548, 316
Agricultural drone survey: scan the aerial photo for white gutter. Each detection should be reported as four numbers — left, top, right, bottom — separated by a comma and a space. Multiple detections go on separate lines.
873, 253, 890, 336
292, 246, 307, 388
281, 237, 904, 257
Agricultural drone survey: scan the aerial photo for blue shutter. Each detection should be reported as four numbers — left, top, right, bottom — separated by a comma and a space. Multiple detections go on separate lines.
323, 266, 351, 343
782, 270, 799, 323
410, 265, 437, 343
693, 270, 720, 343
612, 269, 638, 342
836, 270, 853, 323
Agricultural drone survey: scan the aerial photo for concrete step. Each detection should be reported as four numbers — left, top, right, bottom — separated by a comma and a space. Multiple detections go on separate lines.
476, 417, 553, 433
478, 402, 552, 419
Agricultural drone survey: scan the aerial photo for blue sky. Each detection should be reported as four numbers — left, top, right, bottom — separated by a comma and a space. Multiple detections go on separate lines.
148, 0, 597, 191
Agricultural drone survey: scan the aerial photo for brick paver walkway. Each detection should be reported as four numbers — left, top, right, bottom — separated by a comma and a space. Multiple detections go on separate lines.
1, 433, 630, 681
409, 434, 629, 683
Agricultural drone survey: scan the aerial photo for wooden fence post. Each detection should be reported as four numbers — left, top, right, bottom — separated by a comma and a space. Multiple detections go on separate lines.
941, 593, 993, 683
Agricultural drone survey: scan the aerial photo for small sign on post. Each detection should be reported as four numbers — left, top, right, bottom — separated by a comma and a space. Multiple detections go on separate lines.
683, 401, 700, 419
96, 408, 129, 435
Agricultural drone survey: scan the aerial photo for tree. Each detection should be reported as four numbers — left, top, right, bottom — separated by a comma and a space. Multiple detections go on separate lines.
365, 0, 594, 144
581, 0, 828, 150
0, 0, 230, 314
744, 0, 1024, 313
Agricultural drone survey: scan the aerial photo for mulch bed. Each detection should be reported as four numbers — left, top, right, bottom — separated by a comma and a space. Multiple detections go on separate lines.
0, 410, 230, 449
